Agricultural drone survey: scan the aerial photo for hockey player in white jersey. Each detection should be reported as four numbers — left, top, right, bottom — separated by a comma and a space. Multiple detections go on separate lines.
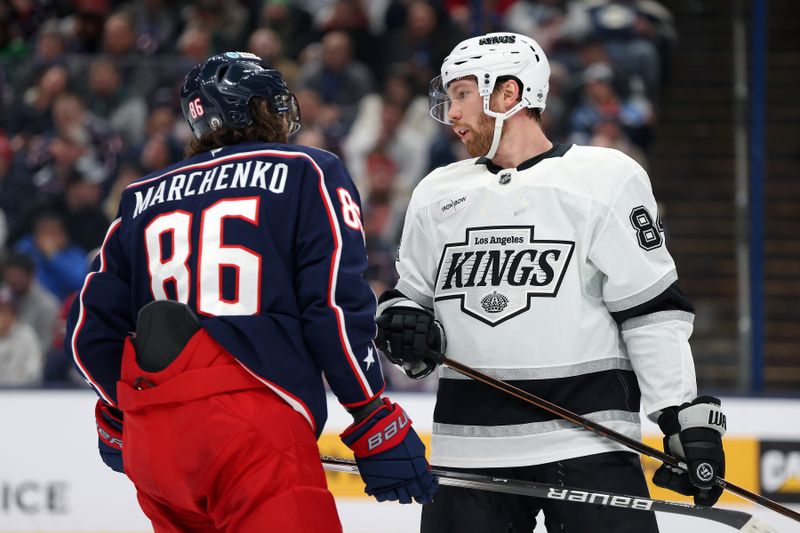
375, 32, 727, 532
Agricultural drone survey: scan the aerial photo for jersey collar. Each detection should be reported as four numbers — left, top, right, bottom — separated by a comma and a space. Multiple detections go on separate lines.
476, 142, 572, 174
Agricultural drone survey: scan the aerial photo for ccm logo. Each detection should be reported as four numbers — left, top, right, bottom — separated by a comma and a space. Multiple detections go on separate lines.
367, 412, 409, 451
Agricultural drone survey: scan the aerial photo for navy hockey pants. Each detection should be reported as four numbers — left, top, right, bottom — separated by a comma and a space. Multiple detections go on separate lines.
421, 451, 660, 533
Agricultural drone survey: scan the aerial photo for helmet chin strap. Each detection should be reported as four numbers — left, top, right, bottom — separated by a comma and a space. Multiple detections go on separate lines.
485, 115, 505, 160
482, 98, 527, 161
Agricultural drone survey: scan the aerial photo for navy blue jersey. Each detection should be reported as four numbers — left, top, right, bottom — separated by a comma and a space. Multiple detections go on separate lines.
66, 142, 385, 435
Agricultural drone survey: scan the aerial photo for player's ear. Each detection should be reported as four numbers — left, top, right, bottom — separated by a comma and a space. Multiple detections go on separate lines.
501, 79, 521, 109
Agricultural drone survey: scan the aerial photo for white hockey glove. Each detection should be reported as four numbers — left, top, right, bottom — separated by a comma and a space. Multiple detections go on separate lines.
653, 395, 726, 506
375, 297, 446, 380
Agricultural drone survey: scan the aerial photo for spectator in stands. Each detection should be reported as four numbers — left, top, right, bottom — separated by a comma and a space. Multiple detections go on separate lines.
71, 1, 109, 54
0, 285, 44, 387
568, 62, 653, 149
86, 57, 147, 145
102, 11, 139, 58
248, 28, 300, 89
258, 0, 315, 60
558, 0, 675, 99
20, 90, 118, 199
380, 1, 463, 93
444, 0, 516, 34
12, 20, 67, 92
1, 252, 59, 351
14, 211, 88, 301
361, 150, 408, 246
344, 96, 430, 195
102, 160, 143, 222
61, 171, 109, 252
590, 116, 648, 169
42, 291, 82, 387
315, 0, 380, 74
426, 125, 469, 173
539, 60, 569, 139
51, 92, 120, 184
344, 65, 437, 186
102, 11, 154, 96
11, 63, 68, 137
137, 132, 182, 173
294, 127, 329, 150
125, 0, 181, 55
298, 30, 374, 132
176, 25, 212, 65
294, 86, 344, 151
0, 131, 21, 238
0, 210, 5, 249
181, 0, 248, 52
502, 0, 567, 53
143, 87, 191, 145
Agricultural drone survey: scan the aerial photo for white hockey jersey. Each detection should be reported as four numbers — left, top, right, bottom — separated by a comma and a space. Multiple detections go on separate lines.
395, 143, 698, 468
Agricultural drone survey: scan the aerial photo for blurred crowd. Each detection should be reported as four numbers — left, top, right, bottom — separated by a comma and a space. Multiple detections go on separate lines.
0, 0, 675, 391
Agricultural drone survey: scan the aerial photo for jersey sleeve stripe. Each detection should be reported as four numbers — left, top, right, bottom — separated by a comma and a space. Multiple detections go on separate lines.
71, 217, 123, 406
308, 156, 374, 399
604, 269, 677, 313
396, 279, 434, 309
621, 310, 695, 330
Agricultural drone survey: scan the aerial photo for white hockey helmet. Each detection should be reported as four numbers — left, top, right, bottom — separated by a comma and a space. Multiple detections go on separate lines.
429, 32, 550, 125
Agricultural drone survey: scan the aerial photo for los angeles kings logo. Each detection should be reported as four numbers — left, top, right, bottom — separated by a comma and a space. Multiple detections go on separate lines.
435, 226, 574, 326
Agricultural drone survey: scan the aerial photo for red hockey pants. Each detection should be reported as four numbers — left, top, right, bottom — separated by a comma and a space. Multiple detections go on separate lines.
116, 330, 342, 533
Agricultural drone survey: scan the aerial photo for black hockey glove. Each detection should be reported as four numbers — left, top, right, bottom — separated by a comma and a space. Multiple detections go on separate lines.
375, 299, 446, 380
653, 395, 726, 506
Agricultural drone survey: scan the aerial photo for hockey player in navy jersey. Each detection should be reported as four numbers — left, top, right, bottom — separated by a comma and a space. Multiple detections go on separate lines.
66, 52, 435, 532
375, 33, 727, 532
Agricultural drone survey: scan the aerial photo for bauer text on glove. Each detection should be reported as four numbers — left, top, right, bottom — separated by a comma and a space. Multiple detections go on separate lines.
341, 397, 437, 504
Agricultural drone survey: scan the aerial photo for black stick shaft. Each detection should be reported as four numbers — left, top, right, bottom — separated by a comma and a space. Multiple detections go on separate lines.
321, 456, 773, 532
442, 356, 800, 523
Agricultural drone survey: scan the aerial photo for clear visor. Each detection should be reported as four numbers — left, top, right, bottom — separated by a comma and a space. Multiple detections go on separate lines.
273, 93, 302, 135
428, 76, 453, 125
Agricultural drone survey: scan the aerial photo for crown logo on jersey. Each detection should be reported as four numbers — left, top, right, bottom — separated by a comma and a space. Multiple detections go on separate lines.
481, 291, 508, 313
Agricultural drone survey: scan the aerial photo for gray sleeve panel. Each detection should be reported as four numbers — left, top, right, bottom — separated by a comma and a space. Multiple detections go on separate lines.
621, 310, 695, 331
396, 279, 434, 309
605, 269, 678, 313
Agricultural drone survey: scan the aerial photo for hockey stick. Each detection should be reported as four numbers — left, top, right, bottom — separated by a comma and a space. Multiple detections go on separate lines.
321, 456, 776, 532
441, 356, 800, 524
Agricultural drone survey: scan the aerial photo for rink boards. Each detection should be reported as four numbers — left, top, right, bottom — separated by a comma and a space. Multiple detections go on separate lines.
0, 391, 798, 532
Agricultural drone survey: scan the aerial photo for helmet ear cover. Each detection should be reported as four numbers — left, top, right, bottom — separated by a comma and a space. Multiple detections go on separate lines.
180, 52, 301, 139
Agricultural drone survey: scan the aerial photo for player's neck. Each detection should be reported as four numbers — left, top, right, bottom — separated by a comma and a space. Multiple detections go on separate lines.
489, 119, 552, 170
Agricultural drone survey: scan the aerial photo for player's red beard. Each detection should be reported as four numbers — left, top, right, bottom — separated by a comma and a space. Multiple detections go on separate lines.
461, 112, 501, 158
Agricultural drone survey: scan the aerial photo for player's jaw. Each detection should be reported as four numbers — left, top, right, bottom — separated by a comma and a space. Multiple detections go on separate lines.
454, 113, 495, 158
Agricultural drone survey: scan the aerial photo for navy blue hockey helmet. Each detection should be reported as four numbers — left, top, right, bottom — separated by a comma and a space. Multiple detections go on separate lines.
180, 51, 301, 139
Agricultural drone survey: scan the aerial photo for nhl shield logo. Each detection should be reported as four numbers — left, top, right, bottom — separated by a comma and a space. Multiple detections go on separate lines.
435, 226, 574, 326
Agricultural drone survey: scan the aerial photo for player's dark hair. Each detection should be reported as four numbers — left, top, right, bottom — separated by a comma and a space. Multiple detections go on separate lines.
493, 76, 542, 123
186, 98, 289, 157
